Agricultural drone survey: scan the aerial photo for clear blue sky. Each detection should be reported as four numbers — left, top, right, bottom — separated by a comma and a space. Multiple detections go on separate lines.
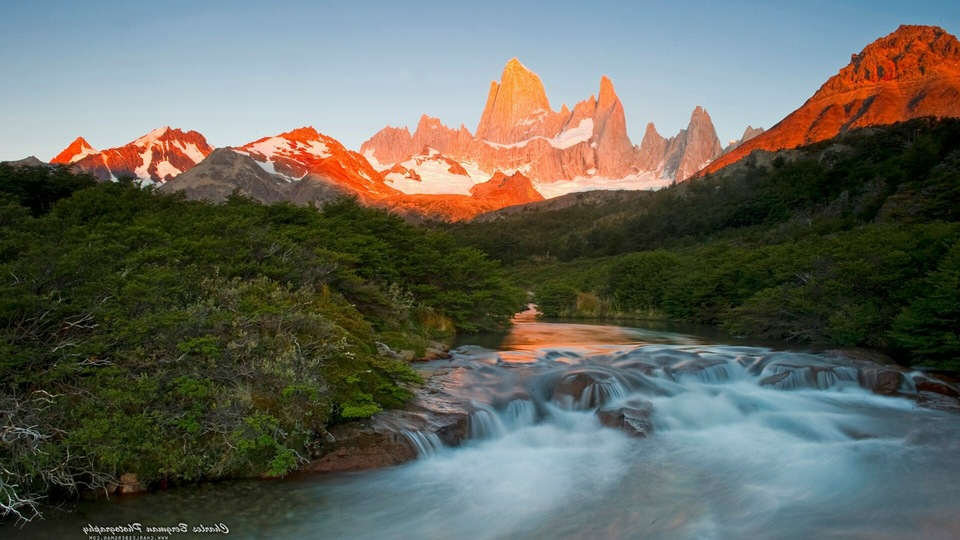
1, 1, 957, 161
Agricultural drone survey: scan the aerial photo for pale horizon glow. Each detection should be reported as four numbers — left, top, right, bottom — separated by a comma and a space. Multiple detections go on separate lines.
1, 1, 958, 162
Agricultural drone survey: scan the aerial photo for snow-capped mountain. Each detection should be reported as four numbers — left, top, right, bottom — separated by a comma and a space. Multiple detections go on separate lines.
51, 127, 213, 183
234, 126, 398, 202
40, 25, 960, 221
50, 136, 97, 164
360, 58, 726, 188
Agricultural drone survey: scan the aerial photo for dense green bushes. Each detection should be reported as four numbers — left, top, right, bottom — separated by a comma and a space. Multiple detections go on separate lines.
0, 173, 522, 521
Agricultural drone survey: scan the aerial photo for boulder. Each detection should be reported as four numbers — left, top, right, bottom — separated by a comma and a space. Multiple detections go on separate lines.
420, 346, 452, 361
859, 367, 904, 395
552, 371, 623, 409
596, 401, 654, 437
305, 427, 417, 472
917, 391, 960, 411
913, 374, 960, 400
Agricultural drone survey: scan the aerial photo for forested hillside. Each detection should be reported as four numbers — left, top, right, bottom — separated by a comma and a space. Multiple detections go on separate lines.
0, 165, 522, 520
448, 117, 960, 369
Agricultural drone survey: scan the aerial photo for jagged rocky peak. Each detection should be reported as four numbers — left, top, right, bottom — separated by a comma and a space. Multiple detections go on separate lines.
725, 125, 765, 153
637, 122, 667, 170
412, 115, 460, 153
819, 25, 960, 95
590, 75, 636, 177
475, 58, 556, 144
597, 75, 617, 109
670, 106, 724, 181
51, 136, 97, 164
360, 125, 415, 165
638, 107, 723, 181
741, 125, 765, 141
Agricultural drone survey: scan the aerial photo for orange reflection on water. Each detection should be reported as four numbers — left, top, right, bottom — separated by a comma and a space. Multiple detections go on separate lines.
494, 308, 647, 363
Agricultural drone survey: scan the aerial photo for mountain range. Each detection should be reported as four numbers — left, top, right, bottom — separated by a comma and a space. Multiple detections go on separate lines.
15, 24, 960, 221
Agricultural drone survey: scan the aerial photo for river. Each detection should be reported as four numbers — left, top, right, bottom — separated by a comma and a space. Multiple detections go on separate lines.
12, 313, 960, 539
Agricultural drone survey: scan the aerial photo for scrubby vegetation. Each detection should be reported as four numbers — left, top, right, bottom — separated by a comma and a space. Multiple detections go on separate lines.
448, 117, 960, 370
0, 164, 522, 521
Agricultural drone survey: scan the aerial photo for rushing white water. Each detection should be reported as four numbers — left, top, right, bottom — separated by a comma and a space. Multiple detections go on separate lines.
14, 319, 960, 540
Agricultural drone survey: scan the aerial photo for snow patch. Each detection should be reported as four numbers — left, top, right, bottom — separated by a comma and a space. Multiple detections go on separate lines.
154, 160, 182, 180
175, 141, 208, 164
534, 171, 671, 199
483, 119, 594, 150
134, 148, 153, 179
247, 136, 331, 161
383, 156, 488, 195
553, 119, 594, 149
133, 127, 170, 147
363, 151, 390, 169
305, 140, 331, 158
67, 142, 97, 163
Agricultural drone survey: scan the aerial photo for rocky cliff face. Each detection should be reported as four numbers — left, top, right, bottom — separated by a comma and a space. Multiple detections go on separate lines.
592, 76, 638, 178
704, 25, 960, 175
636, 107, 724, 181
474, 58, 563, 144
54, 127, 213, 183
359, 125, 415, 165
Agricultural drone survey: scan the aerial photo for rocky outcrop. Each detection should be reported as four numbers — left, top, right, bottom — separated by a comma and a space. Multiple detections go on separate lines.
159, 147, 287, 203
57, 127, 213, 183
596, 401, 654, 437
412, 116, 462, 157
635, 123, 664, 172
704, 25, 960, 176
592, 76, 637, 177
360, 125, 414, 165
469, 170, 544, 207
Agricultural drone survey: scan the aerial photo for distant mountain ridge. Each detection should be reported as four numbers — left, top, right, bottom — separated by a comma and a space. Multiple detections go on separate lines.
361, 58, 725, 185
